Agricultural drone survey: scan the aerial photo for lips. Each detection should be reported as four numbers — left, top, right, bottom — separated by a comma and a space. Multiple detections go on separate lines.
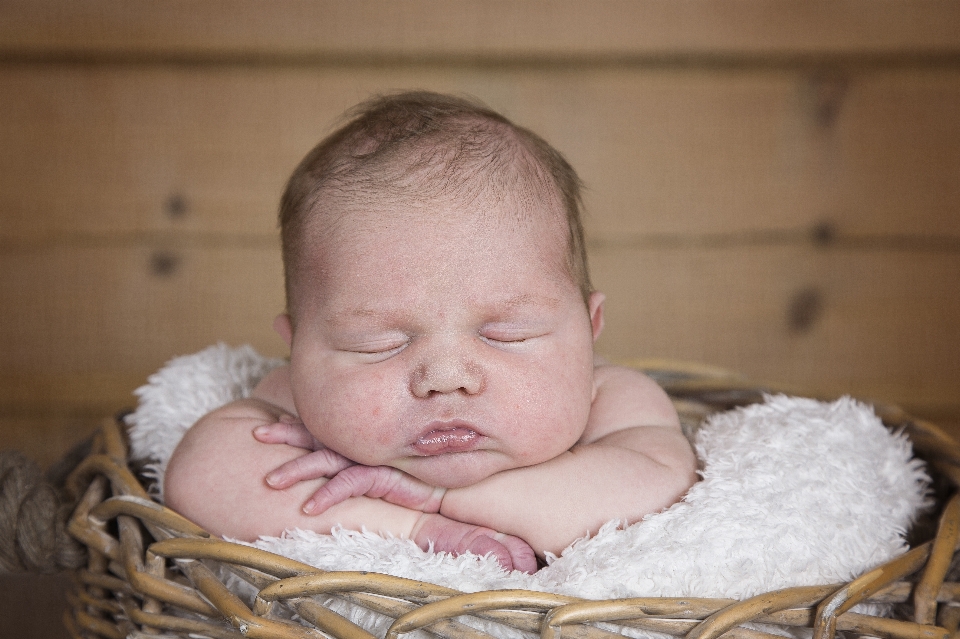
413, 421, 481, 455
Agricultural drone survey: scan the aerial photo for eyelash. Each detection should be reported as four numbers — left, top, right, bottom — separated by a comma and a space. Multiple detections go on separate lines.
349, 340, 409, 357
344, 328, 541, 358
480, 327, 541, 345
482, 335, 527, 344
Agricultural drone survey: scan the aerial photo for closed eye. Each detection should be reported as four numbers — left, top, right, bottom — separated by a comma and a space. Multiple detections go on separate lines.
342, 338, 410, 359
479, 326, 546, 345
482, 335, 528, 344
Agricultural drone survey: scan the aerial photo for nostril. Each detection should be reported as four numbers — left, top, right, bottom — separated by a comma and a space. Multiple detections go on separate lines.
410, 364, 430, 398
462, 361, 484, 395
410, 361, 484, 397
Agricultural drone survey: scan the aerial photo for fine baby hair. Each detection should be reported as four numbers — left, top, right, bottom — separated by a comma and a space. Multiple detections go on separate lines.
277, 91, 593, 309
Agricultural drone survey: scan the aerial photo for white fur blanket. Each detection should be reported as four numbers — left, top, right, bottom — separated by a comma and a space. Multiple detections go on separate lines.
127, 344, 930, 607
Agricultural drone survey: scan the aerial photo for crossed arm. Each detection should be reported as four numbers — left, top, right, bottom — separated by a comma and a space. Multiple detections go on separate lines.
164, 397, 538, 570
164, 363, 697, 571
254, 363, 697, 556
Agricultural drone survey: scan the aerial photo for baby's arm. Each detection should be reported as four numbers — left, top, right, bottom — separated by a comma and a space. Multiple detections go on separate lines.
164, 371, 536, 571
267, 363, 697, 558
439, 363, 697, 556
164, 396, 423, 541
441, 366, 694, 555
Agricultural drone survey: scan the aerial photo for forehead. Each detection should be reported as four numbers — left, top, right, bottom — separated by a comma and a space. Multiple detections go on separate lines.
290, 186, 573, 312
307, 133, 569, 247
287, 128, 578, 314
316, 183, 567, 264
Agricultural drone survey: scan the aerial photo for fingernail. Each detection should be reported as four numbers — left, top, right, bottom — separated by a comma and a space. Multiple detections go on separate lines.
254, 425, 268, 436
265, 472, 281, 487
303, 500, 315, 514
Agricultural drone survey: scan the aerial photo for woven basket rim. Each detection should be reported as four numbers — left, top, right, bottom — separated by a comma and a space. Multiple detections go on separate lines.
63, 361, 960, 639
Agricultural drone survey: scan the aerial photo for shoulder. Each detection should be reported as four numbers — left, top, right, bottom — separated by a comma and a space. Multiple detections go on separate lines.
168, 395, 296, 488
164, 396, 304, 539
592, 362, 669, 398
250, 364, 296, 414
583, 363, 680, 442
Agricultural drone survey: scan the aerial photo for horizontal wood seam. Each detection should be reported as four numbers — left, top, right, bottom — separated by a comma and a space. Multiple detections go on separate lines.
4, 229, 960, 254
3, 50, 960, 71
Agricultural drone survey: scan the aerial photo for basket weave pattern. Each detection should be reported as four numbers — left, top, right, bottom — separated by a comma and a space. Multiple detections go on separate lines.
64, 365, 960, 639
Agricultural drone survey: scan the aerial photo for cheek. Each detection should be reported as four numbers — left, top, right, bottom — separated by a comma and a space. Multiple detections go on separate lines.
296, 366, 401, 452
499, 345, 594, 455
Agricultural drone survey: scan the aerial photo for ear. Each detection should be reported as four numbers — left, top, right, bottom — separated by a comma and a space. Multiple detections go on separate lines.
273, 313, 293, 348
588, 291, 605, 341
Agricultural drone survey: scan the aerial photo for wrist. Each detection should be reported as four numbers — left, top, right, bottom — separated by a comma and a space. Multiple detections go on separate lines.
409, 512, 435, 547
428, 485, 448, 512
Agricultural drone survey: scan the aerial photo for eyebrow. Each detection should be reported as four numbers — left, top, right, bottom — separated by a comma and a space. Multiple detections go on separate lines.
323, 293, 563, 325
347, 307, 380, 317
322, 307, 385, 325
498, 293, 562, 310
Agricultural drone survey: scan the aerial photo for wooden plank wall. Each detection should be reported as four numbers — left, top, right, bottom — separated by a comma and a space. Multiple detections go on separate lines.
2, 1, 960, 470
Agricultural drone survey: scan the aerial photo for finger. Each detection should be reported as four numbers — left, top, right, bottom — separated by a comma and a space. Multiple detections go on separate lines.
456, 529, 537, 573
410, 514, 534, 572
253, 420, 318, 449
264, 449, 356, 489
303, 465, 384, 513
375, 478, 445, 512
492, 533, 538, 574
302, 465, 441, 514
457, 534, 511, 569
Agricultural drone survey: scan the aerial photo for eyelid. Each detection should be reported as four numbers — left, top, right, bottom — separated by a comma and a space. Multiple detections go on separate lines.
342, 336, 410, 356
479, 324, 545, 343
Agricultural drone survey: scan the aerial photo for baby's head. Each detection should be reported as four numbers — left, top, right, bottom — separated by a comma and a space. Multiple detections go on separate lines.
275, 92, 605, 487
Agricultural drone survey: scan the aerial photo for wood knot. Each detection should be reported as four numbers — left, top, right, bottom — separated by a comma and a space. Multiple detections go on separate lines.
164, 192, 188, 219
787, 286, 824, 334
150, 251, 180, 277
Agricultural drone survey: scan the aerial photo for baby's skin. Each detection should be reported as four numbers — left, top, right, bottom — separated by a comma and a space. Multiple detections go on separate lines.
164, 180, 698, 572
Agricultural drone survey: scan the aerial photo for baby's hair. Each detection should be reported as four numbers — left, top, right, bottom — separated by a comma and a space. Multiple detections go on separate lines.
279, 91, 592, 313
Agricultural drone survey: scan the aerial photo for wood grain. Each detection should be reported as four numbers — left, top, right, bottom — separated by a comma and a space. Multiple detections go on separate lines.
0, 244, 287, 375
592, 245, 960, 410
3, 67, 959, 243
2, 2, 959, 466
1, 0, 959, 59
0, 415, 100, 469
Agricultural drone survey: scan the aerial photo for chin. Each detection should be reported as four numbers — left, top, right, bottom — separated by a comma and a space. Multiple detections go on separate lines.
403, 453, 503, 489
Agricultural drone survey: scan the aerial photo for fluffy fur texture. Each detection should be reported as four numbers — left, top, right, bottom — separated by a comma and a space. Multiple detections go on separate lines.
126, 343, 285, 499
127, 345, 930, 621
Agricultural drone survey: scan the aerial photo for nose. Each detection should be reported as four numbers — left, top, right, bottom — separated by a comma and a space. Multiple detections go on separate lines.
410, 343, 484, 398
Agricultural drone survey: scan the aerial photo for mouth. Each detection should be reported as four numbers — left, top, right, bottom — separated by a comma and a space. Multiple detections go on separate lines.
412, 421, 482, 456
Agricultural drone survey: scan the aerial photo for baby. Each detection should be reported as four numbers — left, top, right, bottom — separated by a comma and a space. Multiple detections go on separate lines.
165, 92, 697, 573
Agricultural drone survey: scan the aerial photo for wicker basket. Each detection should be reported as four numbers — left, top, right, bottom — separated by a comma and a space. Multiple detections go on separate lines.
63, 362, 960, 639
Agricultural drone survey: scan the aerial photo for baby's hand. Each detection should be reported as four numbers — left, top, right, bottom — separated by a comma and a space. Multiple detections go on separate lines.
253, 419, 444, 515
253, 417, 356, 489
300, 465, 446, 516
412, 513, 537, 574
251, 415, 536, 572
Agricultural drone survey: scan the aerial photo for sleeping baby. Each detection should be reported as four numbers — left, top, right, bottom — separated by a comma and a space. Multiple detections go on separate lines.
164, 91, 697, 573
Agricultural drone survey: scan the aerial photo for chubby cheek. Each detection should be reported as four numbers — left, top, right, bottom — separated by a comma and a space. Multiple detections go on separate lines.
294, 365, 405, 463
500, 346, 594, 463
